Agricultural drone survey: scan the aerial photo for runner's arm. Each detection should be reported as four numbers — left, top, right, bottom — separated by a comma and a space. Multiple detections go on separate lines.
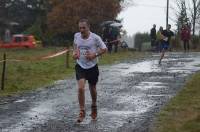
96, 35, 107, 56
72, 43, 79, 60
96, 48, 107, 57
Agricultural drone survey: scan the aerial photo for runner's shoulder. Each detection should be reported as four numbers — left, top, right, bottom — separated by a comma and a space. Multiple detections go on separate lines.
74, 32, 81, 38
90, 32, 102, 41
90, 32, 100, 38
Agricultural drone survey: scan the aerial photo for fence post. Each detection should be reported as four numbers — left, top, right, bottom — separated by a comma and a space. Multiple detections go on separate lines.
1, 53, 6, 90
65, 43, 70, 68
66, 48, 70, 68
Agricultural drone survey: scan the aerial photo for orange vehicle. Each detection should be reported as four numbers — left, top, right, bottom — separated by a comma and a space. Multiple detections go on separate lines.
0, 34, 36, 48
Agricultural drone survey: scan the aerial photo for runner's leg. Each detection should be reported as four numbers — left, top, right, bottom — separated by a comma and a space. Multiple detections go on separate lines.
89, 84, 97, 107
78, 79, 86, 111
89, 84, 97, 119
184, 41, 186, 52
159, 49, 165, 64
77, 78, 86, 122
187, 40, 190, 52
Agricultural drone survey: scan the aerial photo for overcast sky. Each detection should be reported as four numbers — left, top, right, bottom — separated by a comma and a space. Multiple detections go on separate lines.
118, 0, 176, 35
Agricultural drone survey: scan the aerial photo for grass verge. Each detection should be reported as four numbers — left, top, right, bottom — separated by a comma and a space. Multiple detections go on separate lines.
0, 48, 146, 96
152, 72, 200, 132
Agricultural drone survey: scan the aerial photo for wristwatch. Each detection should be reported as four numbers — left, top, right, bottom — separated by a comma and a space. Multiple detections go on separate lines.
95, 53, 99, 57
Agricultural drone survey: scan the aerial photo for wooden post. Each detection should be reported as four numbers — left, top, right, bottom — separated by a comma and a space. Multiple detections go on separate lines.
1, 53, 6, 90
65, 43, 70, 68
66, 50, 69, 68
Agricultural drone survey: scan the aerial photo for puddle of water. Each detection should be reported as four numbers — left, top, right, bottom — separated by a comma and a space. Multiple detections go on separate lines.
168, 57, 200, 73
102, 110, 134, 116
150, 76, 174, 79
147, 94, 172, 97
135, 85, 166, 90
135, 82, 167, 90
2, 88, 77, 132
114, 61, 161, 75
2, 100, 57, 132
14, 99, 26, 103
140, 82, 167, 85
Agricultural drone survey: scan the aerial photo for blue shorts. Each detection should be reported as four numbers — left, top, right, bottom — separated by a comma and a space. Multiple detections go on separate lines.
161, 41, 169, 50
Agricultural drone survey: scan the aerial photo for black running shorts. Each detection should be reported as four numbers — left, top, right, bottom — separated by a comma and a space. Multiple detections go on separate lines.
75, 64, 99, 85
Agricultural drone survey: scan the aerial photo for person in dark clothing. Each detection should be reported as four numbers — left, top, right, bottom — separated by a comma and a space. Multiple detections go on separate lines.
107, 27, 113, 53
102, 26, 110, 42
150, 24, 157, 50
102, 27, 112, 53
156, 26, 164, 52
112, 27, 120, 53
159, 24, 174, 64
181, 24, 191, 52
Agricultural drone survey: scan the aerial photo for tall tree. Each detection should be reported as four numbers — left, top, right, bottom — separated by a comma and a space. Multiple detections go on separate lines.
174, 0, 200, 35
47, 0, 123, 35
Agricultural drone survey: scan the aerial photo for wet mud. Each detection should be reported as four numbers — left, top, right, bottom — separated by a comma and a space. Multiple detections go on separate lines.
0, 52, 200, 132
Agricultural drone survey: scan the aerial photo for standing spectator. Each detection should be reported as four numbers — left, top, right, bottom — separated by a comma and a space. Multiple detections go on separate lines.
181, 24, 191, 52
107, 27, 113, 54
102, 26, 109, 42
112, 27, 120, 53
150, 24, 157, 51
4, 29, 11, 43
102, 26, 112, 53
156, 26, 163, 52
159, 24, 174, 64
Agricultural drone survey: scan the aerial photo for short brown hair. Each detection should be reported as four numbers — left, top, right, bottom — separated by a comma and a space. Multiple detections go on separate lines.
79, 18, 90, 26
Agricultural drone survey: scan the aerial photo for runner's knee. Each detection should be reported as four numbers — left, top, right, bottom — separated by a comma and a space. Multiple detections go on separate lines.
78, 86, 85, 92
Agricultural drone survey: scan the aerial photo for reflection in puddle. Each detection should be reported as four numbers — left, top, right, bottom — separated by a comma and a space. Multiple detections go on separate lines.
14, 99, 26, 103
113, 60, 161, 75
135, 81, 167, 90
147, 94, 172, 97
102, 110, 134, 116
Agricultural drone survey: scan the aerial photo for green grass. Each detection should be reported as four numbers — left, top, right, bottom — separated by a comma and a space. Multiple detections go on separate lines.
152, 72, 200, 132
0, 48, 146, 96
0, 47, 75, 96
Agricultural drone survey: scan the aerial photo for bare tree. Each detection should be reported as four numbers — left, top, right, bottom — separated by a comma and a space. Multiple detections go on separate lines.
120, 0, 135, 9
188, 0, 200, 36
173, 0, 200, 36
171, 0, 188, 34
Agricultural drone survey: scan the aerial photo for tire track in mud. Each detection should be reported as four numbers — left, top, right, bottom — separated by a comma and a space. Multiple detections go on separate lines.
0, 52, 200, 132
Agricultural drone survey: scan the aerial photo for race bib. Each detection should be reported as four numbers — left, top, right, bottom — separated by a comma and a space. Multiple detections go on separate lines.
79, 46, 90, 60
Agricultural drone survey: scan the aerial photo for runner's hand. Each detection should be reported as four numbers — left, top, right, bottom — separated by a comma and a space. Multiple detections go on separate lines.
72, 50, 80, 60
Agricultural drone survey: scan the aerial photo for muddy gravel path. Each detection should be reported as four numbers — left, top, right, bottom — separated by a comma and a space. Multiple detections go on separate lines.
0, 52, 200, 132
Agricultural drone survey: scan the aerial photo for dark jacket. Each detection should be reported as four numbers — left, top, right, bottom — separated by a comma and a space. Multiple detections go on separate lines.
150, 27, 156, 40
161, 29, 174, 43
181, 27, 191, 41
